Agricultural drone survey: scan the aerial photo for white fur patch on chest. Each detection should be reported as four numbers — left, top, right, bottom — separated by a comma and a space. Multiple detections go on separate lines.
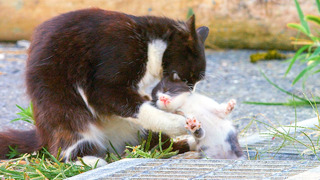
138, 39, 167, 96
82, 116, 145, 154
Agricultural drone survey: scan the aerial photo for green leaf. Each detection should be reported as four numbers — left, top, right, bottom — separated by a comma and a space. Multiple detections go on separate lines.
312, 68, 320, 74
287, 23, 308, 35
306, 15, 320, 26
158, 131, 163, 152
294, 0, 310, 35
6, 146, 20, 159
292, 59, 320, 85
145, 131, 152, 152
135, 149, 151, 158
285, 45, 309, 76
317, 0, 320, 14
260, 70, 308, 102
11, 103, 34, 125
109, 140, 121, 159
109, 153, 120, 162
243, 101, 308, 106
308, 46, 320, 60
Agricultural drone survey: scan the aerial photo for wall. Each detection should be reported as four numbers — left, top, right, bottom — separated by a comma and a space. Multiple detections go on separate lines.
0, 0, 317, 50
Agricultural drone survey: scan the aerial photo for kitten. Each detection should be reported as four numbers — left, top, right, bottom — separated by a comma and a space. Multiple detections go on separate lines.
152, 73, 243, 159
0, 8, 209, 166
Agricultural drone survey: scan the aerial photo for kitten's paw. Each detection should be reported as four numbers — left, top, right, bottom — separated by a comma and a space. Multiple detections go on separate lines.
185, 117, 201, 133
159, 95, 172, 107
225, 99, 236, 115
75, 156, 107, 168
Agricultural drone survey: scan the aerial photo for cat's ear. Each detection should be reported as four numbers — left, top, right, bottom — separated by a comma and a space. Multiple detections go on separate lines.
186, 15, 196, 38
197, 26, 209, 43
170, 71, 181, 81
186, 15, 209, 44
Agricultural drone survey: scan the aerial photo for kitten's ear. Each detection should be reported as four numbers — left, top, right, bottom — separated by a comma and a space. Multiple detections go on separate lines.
170, 71, 181, 81
197, 26, 209, 43
173, 72, 181, 81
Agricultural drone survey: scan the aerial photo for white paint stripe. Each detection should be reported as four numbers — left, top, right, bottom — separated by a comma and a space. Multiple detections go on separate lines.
239, 117, 319, 145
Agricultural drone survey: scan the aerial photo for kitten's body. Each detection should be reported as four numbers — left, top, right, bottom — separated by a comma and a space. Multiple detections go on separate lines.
0, 8, 209, 165
152, 75, 243, 159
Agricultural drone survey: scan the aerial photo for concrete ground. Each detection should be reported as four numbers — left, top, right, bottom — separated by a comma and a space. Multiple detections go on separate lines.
1, 42, 320, 179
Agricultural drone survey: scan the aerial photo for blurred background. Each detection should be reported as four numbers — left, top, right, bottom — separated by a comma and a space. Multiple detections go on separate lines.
0, 0, 317, 50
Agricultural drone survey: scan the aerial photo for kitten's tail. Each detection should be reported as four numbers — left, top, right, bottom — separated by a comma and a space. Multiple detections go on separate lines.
0, 128, 42, 159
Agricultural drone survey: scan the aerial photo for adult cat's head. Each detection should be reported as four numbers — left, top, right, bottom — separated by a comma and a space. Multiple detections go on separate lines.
163, 15, 209, 88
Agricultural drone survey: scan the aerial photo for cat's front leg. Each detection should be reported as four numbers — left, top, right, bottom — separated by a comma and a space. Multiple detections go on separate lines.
136, 102, 188, 137
88, 86, 187, 137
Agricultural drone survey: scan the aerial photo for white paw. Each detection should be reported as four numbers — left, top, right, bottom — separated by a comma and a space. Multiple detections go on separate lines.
75, 156, 107, 168
225, 99, 236, 115
159, 94, 172, 107
185, 117, 201, 133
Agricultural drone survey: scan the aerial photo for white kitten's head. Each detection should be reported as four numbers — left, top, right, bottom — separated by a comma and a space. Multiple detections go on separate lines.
152, 72, 191, 111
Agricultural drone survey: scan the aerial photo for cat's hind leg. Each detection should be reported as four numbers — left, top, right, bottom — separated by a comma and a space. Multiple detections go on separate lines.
225, 99, 236, 115
56, 133, 108, 167
212, 99, 236, 119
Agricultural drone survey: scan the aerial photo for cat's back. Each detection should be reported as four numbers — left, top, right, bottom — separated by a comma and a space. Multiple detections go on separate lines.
28, 8, 135, 67
26, 9, 145, 96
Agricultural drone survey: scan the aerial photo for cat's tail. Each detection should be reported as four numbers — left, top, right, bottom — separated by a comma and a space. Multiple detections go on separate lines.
0, 128, 42, 159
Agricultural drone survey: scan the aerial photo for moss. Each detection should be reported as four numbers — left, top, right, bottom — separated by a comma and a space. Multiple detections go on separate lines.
203, 20, 295, 50
250, 50, 287, 63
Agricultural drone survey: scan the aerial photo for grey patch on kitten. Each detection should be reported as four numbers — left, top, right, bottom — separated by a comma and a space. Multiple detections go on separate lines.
226, 130, 243, 158
193, 128, 205, 139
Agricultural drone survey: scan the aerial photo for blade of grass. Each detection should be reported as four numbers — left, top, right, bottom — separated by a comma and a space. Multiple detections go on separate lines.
109, 140, 121, 159
243, 101, 311, 106
158, 131, 163, 152
285, 45, 309, 76
294, 0, 310, 35
292, 59, 320, 85
301, 132, 319, 160
145, 131, 152, 152
306, 15, 320, 26
260, 70, 309, 102
287, 23, 309, 35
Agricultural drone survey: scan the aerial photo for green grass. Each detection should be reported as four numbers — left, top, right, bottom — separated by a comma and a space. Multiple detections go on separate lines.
124, 131, 178, 159
1, 104, 178, 179
286, 0, 320, 87
0, 149, 93, 180
11, 103, 34, 125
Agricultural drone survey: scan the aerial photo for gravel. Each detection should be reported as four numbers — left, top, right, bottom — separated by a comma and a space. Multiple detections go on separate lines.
0, 43, 319, 134
196, 50, 319, 134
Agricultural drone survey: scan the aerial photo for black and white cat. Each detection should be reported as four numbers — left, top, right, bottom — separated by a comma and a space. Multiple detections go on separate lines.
0, 8, 209, 166
152, 73, 243, 159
